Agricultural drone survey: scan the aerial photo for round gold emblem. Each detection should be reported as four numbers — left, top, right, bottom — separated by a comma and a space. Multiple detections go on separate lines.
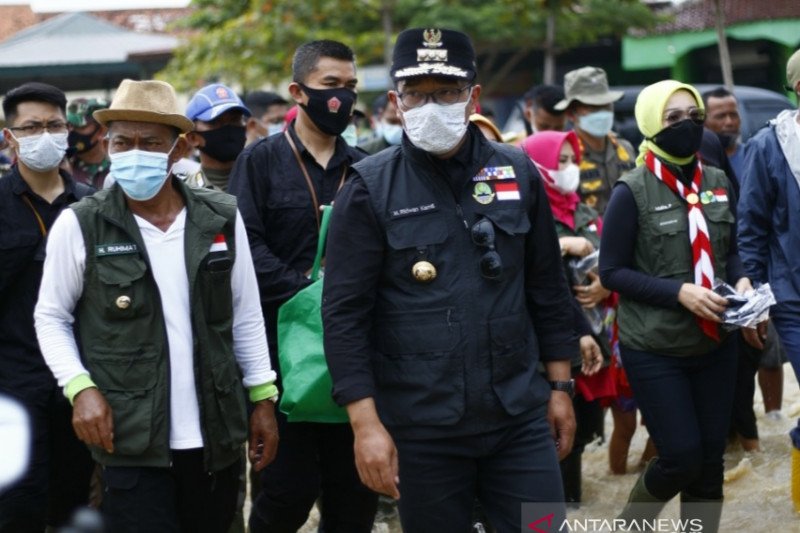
686, 193, 699, 205
116, 295, 132, 310
412, 261, 437, 283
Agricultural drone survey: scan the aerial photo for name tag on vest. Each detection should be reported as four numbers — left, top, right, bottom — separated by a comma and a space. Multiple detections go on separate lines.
96, 243, 139, 257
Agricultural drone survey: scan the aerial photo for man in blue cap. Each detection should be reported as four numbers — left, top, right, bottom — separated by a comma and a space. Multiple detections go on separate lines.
322, 27, 576, 532
184, 83, 251, 191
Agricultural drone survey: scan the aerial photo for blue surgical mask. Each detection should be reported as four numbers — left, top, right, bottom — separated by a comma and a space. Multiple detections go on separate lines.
109, 148, 174, 201
578, 110, 614, 138
341, 124, 358, 146
267, 123, 283, 136
380, 121, 403, 146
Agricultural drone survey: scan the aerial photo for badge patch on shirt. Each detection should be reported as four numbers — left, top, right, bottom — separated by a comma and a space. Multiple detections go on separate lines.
95, 243, 138, 257
472, 166, 516, 182
210, 234, 228, 253
389, 203, 437, 219
712, 188, 728, 203
580, 178, 603, 192
473, 182, 495, 205
495, 181, 520, 201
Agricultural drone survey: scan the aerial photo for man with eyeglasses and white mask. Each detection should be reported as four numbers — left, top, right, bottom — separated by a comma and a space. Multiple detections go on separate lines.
0, 82, 95, 532
322, 28, 578, 532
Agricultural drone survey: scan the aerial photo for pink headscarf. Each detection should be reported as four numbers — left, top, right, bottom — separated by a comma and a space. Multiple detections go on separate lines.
521, 130, 583, 230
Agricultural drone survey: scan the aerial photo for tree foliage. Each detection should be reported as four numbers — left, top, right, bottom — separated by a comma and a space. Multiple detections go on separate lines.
159, 0, 659, 92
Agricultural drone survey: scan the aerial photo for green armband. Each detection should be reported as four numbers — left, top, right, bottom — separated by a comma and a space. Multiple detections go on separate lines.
65, 374, 97, 405
249, 382, 279, 403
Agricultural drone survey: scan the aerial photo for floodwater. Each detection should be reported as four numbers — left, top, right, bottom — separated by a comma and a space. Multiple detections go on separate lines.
293, 362, 799, 532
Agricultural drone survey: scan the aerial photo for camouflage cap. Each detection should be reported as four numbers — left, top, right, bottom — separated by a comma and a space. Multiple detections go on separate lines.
67, 97, 110, 128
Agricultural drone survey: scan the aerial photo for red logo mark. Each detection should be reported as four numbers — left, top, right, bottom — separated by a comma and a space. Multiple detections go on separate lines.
528, 513, 554, 533
215, 86, 229, 99
327, 96, 341, 113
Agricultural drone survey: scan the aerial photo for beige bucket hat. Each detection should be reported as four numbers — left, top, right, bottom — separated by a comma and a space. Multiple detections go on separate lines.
94, 79, 193, 133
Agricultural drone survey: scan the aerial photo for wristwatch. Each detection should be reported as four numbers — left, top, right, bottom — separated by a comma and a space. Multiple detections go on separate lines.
548, 379, 575, 398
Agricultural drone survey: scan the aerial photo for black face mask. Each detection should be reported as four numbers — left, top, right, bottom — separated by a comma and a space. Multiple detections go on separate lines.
650, 119, 704, 159
298, 84, 357, 136
197, 124, 246, 163
715, 131, 736, 150
68, 126, 99, 155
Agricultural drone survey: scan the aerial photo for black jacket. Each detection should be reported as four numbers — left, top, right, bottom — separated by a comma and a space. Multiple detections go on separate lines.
227, 124, 364, 364
0, 167, 93, 396
322, 126, 578, 439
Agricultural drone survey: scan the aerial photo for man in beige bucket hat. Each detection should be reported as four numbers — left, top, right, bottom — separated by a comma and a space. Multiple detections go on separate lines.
34, 79, 280, 533
556, 66, 635, 215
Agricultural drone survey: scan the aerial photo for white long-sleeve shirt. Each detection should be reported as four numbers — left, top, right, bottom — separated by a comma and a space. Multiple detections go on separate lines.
34, 207, 275, 449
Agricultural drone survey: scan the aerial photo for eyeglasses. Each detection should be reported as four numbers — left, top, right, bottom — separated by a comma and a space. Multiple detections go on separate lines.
396, 85, 472, 109
471, 218, 503, 280
8, 121, 68, 137
663, 108, 706, 127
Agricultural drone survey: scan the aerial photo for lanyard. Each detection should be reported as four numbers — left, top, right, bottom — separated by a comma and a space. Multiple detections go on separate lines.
21, 194, 47, 237
284, 130, 347, 230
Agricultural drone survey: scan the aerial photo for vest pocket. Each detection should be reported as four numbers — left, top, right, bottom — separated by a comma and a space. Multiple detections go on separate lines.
96, 256, 149, 319
210, 361, 248, 450
703, 203, 734, 264
89, 348, 158, 456
489, 313, 537, 415
373, 307, 463, 425
648, 209, 691, 277
199, 255, 234, 324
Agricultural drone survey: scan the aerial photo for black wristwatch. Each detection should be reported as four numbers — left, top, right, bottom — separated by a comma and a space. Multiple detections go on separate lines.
549, 379, 575, 398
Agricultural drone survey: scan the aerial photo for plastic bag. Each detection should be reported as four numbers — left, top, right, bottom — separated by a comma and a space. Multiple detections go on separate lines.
567, 250, 603, 334
712, 279, 776, 330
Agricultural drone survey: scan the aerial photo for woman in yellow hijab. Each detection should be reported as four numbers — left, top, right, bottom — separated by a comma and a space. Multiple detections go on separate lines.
598, 80, 759, 532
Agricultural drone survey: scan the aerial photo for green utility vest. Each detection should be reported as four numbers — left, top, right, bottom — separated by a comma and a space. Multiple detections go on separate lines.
554, 203, 611, 362
617, 164, 734, 356
71, 179, 247, 472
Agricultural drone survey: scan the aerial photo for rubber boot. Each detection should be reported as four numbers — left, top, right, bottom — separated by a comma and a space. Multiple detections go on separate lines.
680, 493, 722, 533
560, 449, 582, 508
616, 461, 669, 532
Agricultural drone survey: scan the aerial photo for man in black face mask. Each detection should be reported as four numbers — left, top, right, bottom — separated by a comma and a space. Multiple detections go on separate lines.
228, 40, 377, 533
184, 83, 251, 191
66, 97, 110, 189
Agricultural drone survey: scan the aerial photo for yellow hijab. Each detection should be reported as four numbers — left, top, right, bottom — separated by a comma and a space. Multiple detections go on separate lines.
634, 80, 704, 166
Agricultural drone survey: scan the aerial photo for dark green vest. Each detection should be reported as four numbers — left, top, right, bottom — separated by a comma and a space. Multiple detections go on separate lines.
71, 179, 247, 471
554, 203, 610, 362
617, 164, 734, 356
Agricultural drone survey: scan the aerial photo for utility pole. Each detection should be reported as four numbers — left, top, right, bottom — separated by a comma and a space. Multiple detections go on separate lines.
543, 0, 557, 84
714, 0, 735, 91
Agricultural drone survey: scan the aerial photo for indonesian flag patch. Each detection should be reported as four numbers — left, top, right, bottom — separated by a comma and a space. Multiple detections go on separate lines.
210, 234, 228, 253
712, 188, 728, 202
494, 181, 520, 201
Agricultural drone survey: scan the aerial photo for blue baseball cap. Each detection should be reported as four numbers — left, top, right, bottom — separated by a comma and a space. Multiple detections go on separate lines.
186, 83, 251, 122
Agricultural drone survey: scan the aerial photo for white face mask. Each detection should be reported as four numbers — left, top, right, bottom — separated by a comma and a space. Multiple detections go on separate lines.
549, 163, 580, 194
13, 131, 68, 172
380, 121, 403, 146
341, 124, 358, 146
401, 94, 471, 154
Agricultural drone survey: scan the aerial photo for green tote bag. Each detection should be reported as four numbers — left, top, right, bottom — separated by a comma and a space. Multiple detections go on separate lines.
277, 205, 348, 423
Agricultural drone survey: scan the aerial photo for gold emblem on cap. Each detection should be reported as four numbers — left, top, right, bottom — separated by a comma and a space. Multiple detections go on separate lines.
686, 193, 699, 205
422, 29, 442, 48
116, 295, 132, 310
412, 261, 437, 283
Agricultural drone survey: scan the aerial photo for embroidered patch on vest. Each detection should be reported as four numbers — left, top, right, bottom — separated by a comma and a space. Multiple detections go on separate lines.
95, 243, 138, 257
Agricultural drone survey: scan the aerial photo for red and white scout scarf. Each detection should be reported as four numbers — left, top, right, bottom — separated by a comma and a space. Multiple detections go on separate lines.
645, 151, 719, 341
